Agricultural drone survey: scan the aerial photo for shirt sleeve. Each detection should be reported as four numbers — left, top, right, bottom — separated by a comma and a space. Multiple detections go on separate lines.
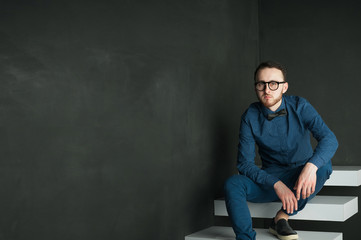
300, 99, 339, 169
237, 117, 280, 188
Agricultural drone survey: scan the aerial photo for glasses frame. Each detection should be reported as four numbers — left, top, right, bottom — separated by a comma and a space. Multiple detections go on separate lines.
255, 81, 286, 91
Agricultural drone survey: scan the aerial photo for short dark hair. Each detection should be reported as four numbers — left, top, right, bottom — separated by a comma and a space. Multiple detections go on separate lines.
254, 61, 287, 82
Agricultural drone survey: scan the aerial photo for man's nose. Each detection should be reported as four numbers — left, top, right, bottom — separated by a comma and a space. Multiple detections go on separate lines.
264, 84, 271, 93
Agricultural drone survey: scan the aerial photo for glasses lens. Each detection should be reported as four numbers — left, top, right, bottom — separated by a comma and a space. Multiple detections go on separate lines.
256, 82, 265, 91
269, 81, 279, 90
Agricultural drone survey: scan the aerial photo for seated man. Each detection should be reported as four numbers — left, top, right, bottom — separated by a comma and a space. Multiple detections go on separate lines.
224, 61, 338, 240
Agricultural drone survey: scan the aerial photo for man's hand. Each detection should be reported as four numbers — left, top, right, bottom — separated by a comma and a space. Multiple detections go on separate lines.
274, 180, 298, 214
293, 162, 318, 200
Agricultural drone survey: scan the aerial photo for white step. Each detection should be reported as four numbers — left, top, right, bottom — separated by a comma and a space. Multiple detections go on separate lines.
215, 196, 358, 221
325, 166, 361, 186
185, 226, 342, 240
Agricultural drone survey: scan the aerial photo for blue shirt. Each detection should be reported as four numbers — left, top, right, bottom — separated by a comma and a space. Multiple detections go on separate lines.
237, 95, 338, 188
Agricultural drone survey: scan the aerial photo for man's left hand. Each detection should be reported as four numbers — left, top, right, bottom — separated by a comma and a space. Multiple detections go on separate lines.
293, 162, 318, 200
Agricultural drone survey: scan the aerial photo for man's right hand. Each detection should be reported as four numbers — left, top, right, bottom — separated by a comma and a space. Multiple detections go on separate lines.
274, 180, 298, 214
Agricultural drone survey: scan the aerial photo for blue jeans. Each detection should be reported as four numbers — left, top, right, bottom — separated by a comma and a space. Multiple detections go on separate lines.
224, 163, 332, 240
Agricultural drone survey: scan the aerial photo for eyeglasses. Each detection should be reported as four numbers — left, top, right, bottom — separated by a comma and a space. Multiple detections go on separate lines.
255, 81, 286, 91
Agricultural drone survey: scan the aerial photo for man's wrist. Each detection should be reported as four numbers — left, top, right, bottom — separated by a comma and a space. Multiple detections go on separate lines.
273, 180, 281, 189
306, 162, 318, 171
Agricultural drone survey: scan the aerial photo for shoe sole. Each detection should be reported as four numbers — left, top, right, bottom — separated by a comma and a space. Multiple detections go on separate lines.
269, 227, 298, 240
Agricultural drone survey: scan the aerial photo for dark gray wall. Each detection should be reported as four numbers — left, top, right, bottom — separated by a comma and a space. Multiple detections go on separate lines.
2, 1, 358, 239
0, 1, 258, 240
259, 1, 361, 239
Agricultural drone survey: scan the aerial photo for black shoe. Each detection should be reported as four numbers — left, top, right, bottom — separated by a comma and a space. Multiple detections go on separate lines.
269, 218, 298, 240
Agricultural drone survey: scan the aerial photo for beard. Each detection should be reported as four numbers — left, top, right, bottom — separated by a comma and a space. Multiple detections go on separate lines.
258, 93, 283, 109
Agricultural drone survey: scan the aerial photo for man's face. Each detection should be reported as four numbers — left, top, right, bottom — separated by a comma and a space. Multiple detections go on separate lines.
255, 67, 288, 111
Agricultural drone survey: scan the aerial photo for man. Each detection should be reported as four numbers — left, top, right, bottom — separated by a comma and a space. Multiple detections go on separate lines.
224, 61, 338, 240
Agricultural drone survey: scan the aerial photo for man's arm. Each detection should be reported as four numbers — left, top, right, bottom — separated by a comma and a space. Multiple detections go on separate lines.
237, 117, 279, 188
300, 99, 339, 169
294, 98, 338, 199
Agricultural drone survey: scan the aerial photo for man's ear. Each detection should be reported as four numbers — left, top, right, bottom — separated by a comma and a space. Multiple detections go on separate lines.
282, 82, 288, 94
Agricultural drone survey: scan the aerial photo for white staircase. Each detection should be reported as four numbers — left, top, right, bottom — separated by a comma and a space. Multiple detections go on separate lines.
185, 166, 361, 240
214, 195, 358, 221
324, 166, 361, 186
